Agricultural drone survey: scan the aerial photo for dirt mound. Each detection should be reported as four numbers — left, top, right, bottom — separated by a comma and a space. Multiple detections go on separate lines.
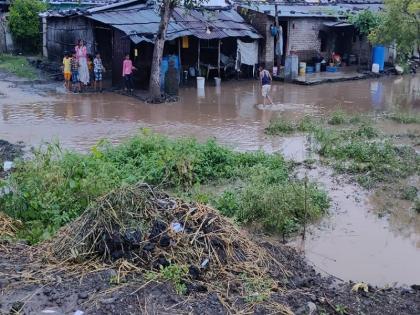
48, 183, 291, 313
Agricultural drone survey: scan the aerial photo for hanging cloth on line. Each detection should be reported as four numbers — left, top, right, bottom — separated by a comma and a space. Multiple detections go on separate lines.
236, 39, 259, 67
275, 26, 283, 57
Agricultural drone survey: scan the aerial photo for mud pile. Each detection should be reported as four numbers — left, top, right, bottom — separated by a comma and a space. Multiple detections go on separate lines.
49, 183, 288, 305
0, 140, 22, 164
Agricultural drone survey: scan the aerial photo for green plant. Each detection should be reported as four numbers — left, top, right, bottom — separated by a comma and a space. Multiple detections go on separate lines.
328, 110, 347, 125
335, 304, 347, 315
414, 199, 420, 214
401, 186, 418, 201
240, 273, 274, 303
297, 116, 317, 132
0, 55, 37, 79
8, 0, 47, 52
265, 118, 295, 135
387, 112, 420, 124
160, 264, 188, 295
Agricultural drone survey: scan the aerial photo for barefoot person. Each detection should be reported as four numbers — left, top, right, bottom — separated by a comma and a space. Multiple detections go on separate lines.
122, 53, 136, 93
62, 52, 72, 91
259, 65, 274, 106
93, 52, 105, 92
75, 39, 89, 90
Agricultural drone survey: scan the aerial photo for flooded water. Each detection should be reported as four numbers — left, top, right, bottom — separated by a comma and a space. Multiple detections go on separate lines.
0, 74, 419, 286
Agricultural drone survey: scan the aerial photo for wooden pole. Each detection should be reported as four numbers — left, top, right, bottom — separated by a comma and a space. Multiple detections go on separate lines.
274, 4, 281, 71
218, 39, 221, 78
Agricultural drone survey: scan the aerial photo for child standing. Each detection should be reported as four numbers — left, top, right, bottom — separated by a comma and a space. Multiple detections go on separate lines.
71, 53, 81, 93
62, 52, 72, 91
87, 54, 94, 86
93, 53, 105, 92
122, 53, 136, 93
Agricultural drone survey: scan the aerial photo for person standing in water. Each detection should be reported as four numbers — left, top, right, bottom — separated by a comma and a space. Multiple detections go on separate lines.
75, 39, 90, 89
259, 65, 274, 106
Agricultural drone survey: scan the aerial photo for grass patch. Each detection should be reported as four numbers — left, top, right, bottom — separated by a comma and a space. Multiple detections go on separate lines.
328, 110, 347, 125
0, 54, 37, 79
1, 131, 328, 243
387, 112, 420, 124
314, 124, 419, 189
265, 116, 317, 135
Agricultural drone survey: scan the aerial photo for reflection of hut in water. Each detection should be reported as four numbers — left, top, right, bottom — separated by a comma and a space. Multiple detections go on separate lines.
42, 0, 261, 90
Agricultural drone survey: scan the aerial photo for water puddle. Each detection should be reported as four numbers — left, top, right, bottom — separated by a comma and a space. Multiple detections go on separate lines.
0, 74, 419, 285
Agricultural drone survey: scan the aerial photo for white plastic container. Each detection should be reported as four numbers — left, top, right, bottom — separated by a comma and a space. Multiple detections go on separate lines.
197, 76, 205, 89
371, 63, 380, 74
214, 77, 221, 87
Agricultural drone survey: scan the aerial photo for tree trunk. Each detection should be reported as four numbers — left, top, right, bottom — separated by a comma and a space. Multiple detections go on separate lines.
149, 0, 172, 102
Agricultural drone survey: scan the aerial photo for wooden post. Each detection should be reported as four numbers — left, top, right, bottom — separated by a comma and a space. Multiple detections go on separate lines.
218, 39, 221, 78
274, 4, 281, 70
197, 39, 200, 76
178, 37, 182, 83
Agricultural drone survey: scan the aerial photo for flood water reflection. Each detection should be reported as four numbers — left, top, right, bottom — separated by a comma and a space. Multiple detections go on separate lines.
0, 74, 419, 286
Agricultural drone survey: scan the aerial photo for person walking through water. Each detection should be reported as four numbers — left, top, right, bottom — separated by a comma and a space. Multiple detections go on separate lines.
75, 39, 89, 89
259, 65, 274, 106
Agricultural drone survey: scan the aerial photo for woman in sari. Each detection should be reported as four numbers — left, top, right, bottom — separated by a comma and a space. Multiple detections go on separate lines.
75, 39, 90, 87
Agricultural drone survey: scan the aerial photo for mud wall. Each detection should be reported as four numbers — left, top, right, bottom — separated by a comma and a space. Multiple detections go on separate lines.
46, 16, 95, 61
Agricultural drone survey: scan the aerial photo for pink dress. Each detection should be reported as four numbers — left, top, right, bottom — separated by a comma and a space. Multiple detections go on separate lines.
122, 59, 133, 76
75, 45, 89, 85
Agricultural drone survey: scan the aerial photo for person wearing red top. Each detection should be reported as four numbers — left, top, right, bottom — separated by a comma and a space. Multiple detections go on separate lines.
122, 53, 136, 92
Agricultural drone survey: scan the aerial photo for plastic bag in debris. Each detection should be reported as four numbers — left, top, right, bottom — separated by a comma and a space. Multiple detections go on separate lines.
170, 222, 184, 233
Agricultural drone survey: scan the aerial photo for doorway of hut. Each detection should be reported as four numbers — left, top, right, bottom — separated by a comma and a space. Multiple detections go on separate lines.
94, 26, 113, 87
274, 20, 288, 67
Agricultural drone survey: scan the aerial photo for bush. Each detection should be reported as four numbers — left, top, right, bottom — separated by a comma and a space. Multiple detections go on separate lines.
265, 118, 295, 135
1, 132, 328, 242
8, 0, 46, 52
328, 110, 347, 125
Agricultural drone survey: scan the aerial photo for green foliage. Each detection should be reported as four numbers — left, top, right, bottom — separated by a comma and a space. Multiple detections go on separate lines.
159, 264, 188, 295
2, 131, 328, 242
369, 0, 420, 63
240, 273, 274, 303
265, 116, 317, 135
0, 55, 37, 79
401, 186, 418, 201
8, 0, 47, 52
414, 199, 420, 214
387, 112, 420, 124
265, 118, 295, 135
328, 110, 347, 125
215, 166, 330, 236
314, 124, 419, 189
347, 10, 382, 38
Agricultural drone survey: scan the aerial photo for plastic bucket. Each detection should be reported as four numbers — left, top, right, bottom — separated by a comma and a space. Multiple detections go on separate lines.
299, 62, 306, 76
214, 77, 221, 87
197, 76, 205, 89
315, 63, 321, 73
371, 63, 380, 74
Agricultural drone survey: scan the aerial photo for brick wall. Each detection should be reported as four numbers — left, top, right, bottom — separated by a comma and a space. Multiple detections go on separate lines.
287, 18, 325, 62
238, 7, 275, 71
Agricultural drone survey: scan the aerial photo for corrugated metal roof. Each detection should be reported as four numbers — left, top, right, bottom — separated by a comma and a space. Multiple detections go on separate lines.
86, 3, 261, 43
239, 2, 384, 18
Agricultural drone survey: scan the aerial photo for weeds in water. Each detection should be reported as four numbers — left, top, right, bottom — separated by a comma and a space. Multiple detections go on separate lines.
265, 116, 317, 135
1, 131, 328, 243
265, 118, 295, 135
387, 112, 420, 124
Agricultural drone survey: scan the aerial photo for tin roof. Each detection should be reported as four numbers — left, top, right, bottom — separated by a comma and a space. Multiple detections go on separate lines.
85, 3, 261, 43
238, 1, 384, 18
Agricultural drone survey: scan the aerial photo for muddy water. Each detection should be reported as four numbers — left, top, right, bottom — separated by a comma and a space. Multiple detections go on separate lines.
0, 74, 419, 285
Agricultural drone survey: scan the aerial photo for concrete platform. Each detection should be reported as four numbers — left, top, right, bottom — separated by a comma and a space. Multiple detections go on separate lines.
293, 68, 378, 85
